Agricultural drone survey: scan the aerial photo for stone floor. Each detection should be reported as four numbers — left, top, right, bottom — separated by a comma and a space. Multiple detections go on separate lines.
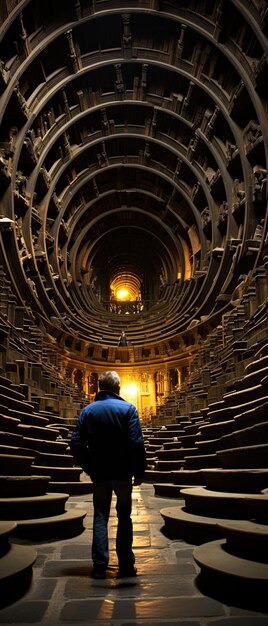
1, 483, 268, 626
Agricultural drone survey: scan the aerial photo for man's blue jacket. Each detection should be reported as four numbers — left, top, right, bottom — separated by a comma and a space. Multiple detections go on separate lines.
70, 390, 146, 481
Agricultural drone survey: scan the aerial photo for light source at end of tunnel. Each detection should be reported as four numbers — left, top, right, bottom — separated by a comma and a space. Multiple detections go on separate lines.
111, 273, 141, 303
116, 288, 130, 301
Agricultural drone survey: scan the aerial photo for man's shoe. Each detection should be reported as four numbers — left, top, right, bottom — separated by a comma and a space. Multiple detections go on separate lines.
117, 566, 137, 578
92, 567, 106, 579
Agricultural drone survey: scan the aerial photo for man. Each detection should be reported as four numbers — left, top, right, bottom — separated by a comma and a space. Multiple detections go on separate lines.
118, 330, 128, 346
70, 370, 146, 579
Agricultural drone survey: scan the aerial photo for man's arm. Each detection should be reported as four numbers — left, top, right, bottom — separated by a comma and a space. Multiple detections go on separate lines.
128, 407, 147, 481
70, 409, 92, 476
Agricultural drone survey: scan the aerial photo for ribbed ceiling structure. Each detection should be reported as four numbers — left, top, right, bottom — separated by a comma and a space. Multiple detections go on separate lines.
0, 0, 267, 367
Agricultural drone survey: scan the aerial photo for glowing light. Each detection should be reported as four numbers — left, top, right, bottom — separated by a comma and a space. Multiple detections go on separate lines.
116, 288, 129, 301
111, 273, 141, 302
121, 382, 138, 403
125, 384, 137, 395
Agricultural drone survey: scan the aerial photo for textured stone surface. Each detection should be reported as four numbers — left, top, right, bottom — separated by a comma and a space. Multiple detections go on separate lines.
0, 484, 267, 625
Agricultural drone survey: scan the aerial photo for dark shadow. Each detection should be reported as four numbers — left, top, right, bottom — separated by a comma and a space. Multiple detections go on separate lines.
160, 523, 219, 545
13, 526, 86, 543
0, 569, 33, 609
195, 571, 268, 614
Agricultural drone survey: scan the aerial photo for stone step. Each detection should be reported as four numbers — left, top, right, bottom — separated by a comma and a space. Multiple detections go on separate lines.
234, 400, 268, 428
236, 366, 268, 390
162, 441, 182, 449
3, 408, 49, 426
180, 486, 268, 521
208, 395, 268, 423
195, 533, 268, 575
145, 443, 163, 451
8, 509, 87, 540
175, 415, 190, 423
145, 452, 158, 460
215, 420, 268, 450
17, 423, 60, 441
0, 453, 35, 474
146, 439, 166, 448
196, 438, 220, 454
222, 384, 263, 406
0, 414, 20, 432
160, 505, 232, 542
154, 483, 198, 498
49, 424, 70, 437
217, 519, 268, 559
198, 420, 234, 440
217, 442, 268, 468
174, 433, 201, 446
0, 444, 38, 458
193, 538, 268, 606
0, 376, 12, 389
156, 447, 196, 460
0, 521, 37, 608
172, 469, 206, 485
184, 453, 220, 469
156, 460, 185, 471
32, 452, 74, 467
0, 476, 50, 497
202, 469, 268, 493
56, 437, 71, 446
162, 424, 186, 432
144, 469, 176, 483
197, 420, 268, 454
20, 436, 68, 454
154, 430, 184, 437
0, 430, 24, 446
0, 385, 26, 402
183, 423, 204, 434
0, 492, 69, 519
0, 394, 35, 413
48, 481, 93, 495
246, 354, 268, 375
38, 411, 67, 424
32, 465, 82, 481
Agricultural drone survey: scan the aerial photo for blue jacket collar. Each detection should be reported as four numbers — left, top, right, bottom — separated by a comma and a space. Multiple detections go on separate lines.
95, 390, 125, 402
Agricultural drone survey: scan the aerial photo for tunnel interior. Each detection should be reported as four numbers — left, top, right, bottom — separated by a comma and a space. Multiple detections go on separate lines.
0, 0, 267, 385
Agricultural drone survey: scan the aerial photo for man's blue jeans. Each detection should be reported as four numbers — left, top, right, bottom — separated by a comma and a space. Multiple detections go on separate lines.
92, 478, 135, 570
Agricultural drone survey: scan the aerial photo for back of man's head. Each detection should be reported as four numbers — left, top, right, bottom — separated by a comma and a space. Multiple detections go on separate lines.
99, 371, 120, 392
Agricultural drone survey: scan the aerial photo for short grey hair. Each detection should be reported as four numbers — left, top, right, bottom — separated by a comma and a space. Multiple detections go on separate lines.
99, 371, 120, 392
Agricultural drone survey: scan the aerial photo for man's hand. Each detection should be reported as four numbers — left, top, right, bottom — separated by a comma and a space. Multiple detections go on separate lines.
133, 477, 143, 486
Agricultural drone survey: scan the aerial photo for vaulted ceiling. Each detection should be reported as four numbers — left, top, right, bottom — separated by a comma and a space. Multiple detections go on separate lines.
0, 0, 267, 366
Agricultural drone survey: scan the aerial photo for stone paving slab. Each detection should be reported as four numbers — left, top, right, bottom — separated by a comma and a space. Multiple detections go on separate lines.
0, 601, 48, 623
60, 596, 225, 620
64, 574, 200, 599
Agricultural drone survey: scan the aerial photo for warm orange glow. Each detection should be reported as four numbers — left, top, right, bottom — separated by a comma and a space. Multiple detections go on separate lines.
116, 288, 130, 301
111, 273, 141, 301
121, 381, 138, 404
125, 383, 137, 396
